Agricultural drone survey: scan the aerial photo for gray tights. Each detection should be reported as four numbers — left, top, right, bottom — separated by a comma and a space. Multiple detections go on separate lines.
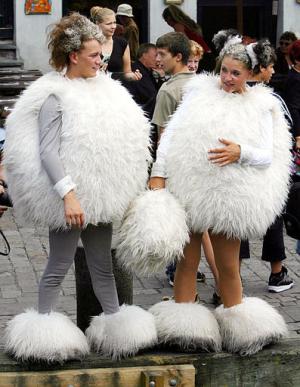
38, 223, 120, 315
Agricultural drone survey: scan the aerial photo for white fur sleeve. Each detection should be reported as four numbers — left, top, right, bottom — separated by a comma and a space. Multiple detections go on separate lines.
239, 111, 273, 167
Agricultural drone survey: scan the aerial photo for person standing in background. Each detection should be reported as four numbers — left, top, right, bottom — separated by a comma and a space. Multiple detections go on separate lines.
116, 4, 139, 61
90, 6, 141, 81
162, 5, 214, 71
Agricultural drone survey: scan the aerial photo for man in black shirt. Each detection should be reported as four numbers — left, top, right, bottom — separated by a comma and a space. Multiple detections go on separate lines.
124, 43, 160, 119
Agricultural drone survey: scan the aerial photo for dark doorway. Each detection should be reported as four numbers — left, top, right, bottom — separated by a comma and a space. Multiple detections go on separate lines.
0, 0, 14, 40
62, 0, 149, 43
197, 0, 276, 50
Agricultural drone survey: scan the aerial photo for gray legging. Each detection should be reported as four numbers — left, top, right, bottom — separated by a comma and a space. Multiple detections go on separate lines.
38, 223, 120, 315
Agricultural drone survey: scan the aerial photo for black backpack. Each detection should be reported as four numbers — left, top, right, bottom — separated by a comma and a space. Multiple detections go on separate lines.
283, 182, 300, 240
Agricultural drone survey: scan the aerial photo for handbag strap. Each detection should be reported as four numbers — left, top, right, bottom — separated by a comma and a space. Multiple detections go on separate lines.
0, 228, 10, 256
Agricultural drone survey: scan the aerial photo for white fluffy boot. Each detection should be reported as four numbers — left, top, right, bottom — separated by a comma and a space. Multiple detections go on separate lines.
215, 297, 288, 356
116, 189, 189, 276
4, 309, 89, 362
85, 304, 157, 359
149, 300, 221, 352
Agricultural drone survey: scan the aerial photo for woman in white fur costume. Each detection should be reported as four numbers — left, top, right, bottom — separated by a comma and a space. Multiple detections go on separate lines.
148, 32, 291, 355
3, 13, 157, 362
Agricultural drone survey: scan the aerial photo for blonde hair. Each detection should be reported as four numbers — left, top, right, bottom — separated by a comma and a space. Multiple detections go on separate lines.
190, 40, 204, 58
90, 6, 115, 24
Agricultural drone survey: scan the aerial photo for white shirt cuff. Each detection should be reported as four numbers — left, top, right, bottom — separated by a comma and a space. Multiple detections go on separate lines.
150, 162, 167, 178
53, 175, 76, 199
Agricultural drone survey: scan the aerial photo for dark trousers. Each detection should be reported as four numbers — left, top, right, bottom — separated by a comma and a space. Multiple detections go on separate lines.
240, 216, 286, 262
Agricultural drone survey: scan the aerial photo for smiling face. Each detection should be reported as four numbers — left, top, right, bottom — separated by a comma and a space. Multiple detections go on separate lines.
68, 39, 102, 79
220, 56, 250, 93
99, 14, 117, 38
188, 55, 200, 73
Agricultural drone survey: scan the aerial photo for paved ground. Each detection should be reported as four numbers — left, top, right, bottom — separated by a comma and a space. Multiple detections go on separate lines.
1, 208, 300, 347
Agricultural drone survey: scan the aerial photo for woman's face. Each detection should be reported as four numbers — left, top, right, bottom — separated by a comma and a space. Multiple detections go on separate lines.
220, 56, 250, 93
260, 63, 275, 83
99, 14, 116, 38
69, 39, 102, 78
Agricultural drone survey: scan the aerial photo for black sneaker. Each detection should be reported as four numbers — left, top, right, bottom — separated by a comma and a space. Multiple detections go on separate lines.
268, 266, 294, 293
196, 271, 206, 282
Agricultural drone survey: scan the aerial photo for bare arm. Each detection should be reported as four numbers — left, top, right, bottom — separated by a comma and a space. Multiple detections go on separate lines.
122, 45, 142, 81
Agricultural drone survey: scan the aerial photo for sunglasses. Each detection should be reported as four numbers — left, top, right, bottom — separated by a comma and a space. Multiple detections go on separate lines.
279, 41, 291, 47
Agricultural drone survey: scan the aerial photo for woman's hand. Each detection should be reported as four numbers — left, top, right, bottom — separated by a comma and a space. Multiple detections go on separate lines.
208, 138, 241, 166
148, 177, 166, 190
125, 69, 142, 81
63, 190, 85, 228
295, 136, 300, 150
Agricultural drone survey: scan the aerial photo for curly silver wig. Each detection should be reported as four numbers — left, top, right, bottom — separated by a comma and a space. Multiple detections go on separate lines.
61, 14, 104, 53
220, 43, 252, 69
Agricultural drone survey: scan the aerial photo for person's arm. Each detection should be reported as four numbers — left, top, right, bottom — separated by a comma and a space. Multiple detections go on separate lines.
122, 45, 142, 81
39, 95, 84, 227
208, 112, 273, 167
149, 120, 175, 190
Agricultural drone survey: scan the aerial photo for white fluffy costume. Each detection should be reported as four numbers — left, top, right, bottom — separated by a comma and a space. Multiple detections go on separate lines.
215, 297, 288, 355
86, 304, 157, 359
4, 310, 89, 362
149, 301, 221, 352
4, 71, 150, 229
165, 74, 291, 240
4, 72, 155, 362
147, 74, 290, 354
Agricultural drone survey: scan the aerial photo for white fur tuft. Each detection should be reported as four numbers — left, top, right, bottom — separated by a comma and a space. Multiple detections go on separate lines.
149, 301, 221, 352
215, 297, 288, 355
116, 189, 190, 276
4, 309, 89, 362
85, 304, 157, 359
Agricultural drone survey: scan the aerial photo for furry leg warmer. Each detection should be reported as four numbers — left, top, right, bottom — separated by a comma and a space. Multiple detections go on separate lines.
4, 309, 89, 362
85, 304, 157, 359
215, 297, 288, 356
116, 189, 189, 276
149, 300, 221, 352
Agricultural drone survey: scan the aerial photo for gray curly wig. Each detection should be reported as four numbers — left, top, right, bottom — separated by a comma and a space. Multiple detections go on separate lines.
220, 43, 252, 70
48, 13, 104, 71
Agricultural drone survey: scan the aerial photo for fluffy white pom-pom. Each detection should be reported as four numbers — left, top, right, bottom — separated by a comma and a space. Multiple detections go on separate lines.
116, 189, 189, 276
4, 309, 89, 362
215, 297, 288, 355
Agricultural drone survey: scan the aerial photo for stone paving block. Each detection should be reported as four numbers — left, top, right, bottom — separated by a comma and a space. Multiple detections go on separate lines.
133, 289, 159, 296
0, 272, 15, 286
1, 286, 21, 299
138, 277, 164, 289
281, 306, 300, 322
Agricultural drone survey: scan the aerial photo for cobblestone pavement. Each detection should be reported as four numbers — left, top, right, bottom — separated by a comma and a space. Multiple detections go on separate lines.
1, 209, 300, 347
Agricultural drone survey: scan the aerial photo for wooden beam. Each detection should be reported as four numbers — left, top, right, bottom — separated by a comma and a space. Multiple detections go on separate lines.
0, 364, 195, 387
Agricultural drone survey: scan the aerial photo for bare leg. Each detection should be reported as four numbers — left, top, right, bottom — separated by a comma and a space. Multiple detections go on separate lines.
174, 232, 202, 303
202, 231, 219, 288
209, 234, 242, 307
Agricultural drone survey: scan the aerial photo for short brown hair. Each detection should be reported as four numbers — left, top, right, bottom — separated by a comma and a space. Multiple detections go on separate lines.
156, 32, 191, 65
